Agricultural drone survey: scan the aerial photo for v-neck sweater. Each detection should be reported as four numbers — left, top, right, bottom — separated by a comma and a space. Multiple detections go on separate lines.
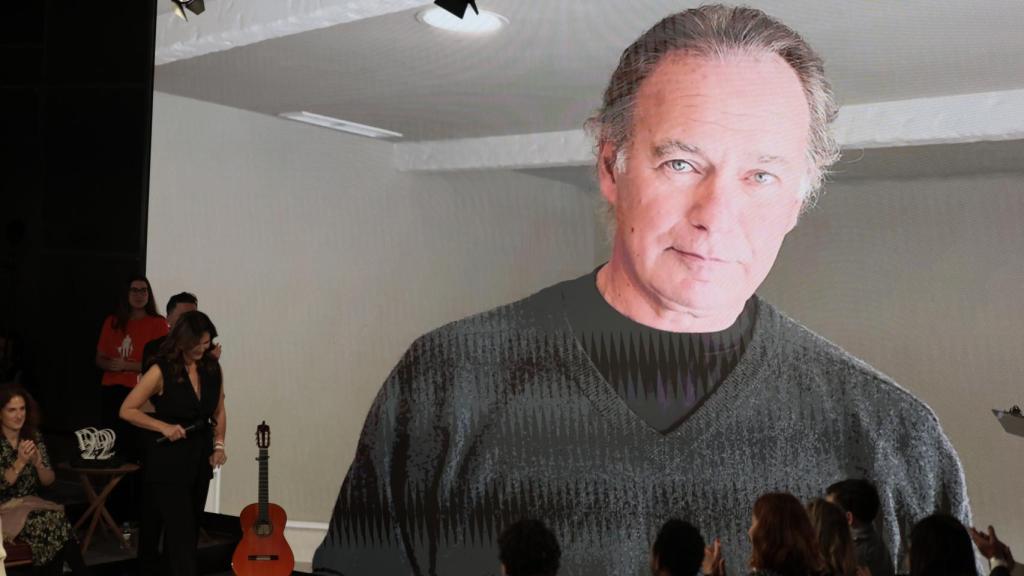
563, 265, 756, 433
313, 272, 970, 576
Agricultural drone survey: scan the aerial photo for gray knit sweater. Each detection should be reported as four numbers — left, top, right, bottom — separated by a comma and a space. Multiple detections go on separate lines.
313, 274, 970, 575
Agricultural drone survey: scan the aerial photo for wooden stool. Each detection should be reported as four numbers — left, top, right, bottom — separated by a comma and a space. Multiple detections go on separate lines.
57, 462, 140, 552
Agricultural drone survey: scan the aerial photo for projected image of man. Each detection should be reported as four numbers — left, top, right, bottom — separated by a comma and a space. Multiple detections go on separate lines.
314, 5, 970, 575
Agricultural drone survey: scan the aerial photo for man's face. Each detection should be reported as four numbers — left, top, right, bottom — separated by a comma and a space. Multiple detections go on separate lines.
599, 52, 811, 319
167, 302, 198, 328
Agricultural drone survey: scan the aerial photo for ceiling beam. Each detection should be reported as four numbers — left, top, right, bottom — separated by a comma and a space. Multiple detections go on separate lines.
395, 89, 1024, 172
156, 0, 434, 66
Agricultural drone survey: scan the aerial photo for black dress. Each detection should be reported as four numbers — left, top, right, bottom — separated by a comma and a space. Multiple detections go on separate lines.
138, 357, 221, 576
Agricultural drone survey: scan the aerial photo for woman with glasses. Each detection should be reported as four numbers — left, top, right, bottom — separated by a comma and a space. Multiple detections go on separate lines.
95, 275, 168, 462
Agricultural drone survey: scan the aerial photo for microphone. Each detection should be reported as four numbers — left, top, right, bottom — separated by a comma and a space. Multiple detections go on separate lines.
156, 418, 212, 444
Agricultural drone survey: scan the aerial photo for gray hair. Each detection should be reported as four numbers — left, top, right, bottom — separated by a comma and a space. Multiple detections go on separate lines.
585, 4, 841, 242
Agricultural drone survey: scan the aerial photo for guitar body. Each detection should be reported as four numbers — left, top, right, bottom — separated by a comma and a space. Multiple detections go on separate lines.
232, 503, 294, 575
232, 421, 295, 576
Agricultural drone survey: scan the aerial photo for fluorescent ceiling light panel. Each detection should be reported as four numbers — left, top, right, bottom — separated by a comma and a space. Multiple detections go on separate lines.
279, 111, 403, 139
417, 7, 507, 34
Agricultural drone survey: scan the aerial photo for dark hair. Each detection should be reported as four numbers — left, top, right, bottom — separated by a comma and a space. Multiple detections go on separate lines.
807, 499, 858, 576
910, 514, 978, 576
0, 384, 41, 441
152, 310, 219, 380
653, 519, 705, 576
826, 479, 881, 525
750, 493, 824, 576
112, 275, 160, 332
166, 292, 198, 317
498, 519, 561, 576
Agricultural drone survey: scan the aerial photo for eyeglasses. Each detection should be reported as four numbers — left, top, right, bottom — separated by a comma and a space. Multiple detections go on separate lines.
129, 287, 149, 294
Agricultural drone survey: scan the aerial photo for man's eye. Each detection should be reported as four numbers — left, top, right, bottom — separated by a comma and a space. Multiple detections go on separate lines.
753, 171, 776, 184
666, 160, 695, 173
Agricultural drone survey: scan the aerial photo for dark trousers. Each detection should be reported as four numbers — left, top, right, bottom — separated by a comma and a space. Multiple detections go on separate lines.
139, 478, 210, 576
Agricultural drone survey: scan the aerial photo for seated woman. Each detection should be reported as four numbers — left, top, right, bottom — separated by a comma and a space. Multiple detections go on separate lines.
749, 492, 826, 576
0, 385, 88, 575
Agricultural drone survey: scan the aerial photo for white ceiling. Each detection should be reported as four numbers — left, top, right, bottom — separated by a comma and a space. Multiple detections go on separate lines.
154, 0, 1024, 143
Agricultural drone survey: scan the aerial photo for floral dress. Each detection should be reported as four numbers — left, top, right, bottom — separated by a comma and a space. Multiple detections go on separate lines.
0, 435, 75, 565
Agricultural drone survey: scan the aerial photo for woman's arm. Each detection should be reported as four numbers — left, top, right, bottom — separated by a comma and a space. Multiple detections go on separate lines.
209, 385, 227, 467
120, 365, 186, 441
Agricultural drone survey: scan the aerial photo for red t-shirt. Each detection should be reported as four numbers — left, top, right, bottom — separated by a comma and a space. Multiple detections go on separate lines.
96, 315, 169, 388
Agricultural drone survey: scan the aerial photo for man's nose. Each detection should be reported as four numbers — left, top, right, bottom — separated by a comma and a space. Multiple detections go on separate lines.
687, 172, 741, 233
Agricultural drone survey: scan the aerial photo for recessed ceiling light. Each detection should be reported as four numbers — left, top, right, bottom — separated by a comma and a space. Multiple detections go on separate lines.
417, 7, 508, 34
279, 111, 403, 139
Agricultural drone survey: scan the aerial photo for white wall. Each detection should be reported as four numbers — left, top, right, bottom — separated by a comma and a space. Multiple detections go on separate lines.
758, 173, 1024, 548
147, 92, 598, 554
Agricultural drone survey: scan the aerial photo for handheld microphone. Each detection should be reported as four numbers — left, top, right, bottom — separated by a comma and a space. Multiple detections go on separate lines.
156, 418, 212, 444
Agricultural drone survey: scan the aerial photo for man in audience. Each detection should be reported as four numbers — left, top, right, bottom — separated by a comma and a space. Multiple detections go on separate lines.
142, 292, 220, 370
314, 5, 970, 575
497, 519, 561, 576
827, 479, 895, 576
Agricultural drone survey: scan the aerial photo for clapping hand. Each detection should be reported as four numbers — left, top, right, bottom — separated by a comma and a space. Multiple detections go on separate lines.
702, 539, 726, 576
969, 525, 1014, 565
17, 439, 40, 466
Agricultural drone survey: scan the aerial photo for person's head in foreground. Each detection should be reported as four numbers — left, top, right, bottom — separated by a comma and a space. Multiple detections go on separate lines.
498, 518, 561, 576
587, 3, 839, 331
909, 514, 978, 576
807, 498, 858, 576
749, 492, 825, 576
826, 478, 882, 528
651, 518, 706, 576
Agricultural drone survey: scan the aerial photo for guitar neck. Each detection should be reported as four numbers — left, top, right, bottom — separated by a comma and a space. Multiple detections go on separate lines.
258, 447, 269, 522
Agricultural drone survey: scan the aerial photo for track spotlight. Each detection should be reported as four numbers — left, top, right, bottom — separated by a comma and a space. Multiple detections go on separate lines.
171, 0, 205, 21
434, 0, 478, 19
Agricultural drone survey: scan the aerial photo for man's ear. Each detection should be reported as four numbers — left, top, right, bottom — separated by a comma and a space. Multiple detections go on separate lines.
597, 141, 621, 206
845, 511, 855, 527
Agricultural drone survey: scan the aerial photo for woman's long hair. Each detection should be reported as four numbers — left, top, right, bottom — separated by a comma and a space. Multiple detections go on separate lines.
750, 492, 825, 576
807, 498, 858, 576
910, 514, 978, 576
0, 384, 41, 441
152, 311, 220, 382
112, 274, 160, 332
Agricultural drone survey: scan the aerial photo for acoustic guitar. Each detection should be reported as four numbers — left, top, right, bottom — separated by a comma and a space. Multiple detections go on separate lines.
232, 421, 295, 575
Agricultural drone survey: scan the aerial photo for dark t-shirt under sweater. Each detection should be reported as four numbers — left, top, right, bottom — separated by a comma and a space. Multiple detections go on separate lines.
564, 266, 755, 432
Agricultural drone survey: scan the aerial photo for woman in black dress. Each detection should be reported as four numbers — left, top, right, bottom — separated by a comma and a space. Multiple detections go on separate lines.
119, 311, 227, 576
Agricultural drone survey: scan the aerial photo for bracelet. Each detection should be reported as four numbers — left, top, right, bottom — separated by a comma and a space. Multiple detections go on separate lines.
213, 446, 225, 452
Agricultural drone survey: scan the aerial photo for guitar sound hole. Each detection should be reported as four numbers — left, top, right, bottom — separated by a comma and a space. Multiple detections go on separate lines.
255, 521, 273, 537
